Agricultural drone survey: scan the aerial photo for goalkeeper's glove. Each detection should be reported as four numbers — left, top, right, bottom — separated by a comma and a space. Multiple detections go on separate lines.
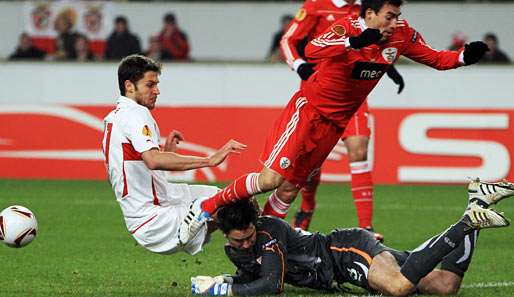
349, 28, 382, 49
296, 63, 316, 81
208, 283, 232, 296
386, 66, 405, 94
192, 276, 232, 295
213, 274, 234, 284
463, 41, 489, 65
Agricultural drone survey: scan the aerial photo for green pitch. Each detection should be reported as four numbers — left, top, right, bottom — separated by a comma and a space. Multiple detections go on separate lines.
1, 179, 513, 297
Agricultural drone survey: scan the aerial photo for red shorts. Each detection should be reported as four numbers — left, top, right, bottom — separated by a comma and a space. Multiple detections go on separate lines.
342, 101, 371, 139
260, 91, 344, 187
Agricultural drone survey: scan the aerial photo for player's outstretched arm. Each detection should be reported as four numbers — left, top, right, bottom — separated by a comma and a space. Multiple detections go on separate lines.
403, 28, 488, 70
141, 139, 246, 171
207, 139, 247, 167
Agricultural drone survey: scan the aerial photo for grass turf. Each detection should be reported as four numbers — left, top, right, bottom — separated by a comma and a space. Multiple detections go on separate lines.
0, 179, 513, 297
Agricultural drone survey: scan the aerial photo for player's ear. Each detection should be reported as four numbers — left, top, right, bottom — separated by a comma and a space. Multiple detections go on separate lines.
365, 8, 376, 20
124, 80, 135, 94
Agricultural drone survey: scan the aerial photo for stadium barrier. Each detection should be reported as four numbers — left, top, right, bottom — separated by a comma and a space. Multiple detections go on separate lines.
1, 63, 513, 184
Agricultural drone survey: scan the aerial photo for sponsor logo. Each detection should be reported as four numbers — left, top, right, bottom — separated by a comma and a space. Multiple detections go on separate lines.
280, 157, 291, 169
351, 62, 388, 80
382, 47, 398, 64
295, 8, 307, 21
331, 24, 346, 36
346, 267, 363, 282
444, 236, 456, 248
411, 31, 418, 43
262, 239, 278, 249
326, 14, 335, 22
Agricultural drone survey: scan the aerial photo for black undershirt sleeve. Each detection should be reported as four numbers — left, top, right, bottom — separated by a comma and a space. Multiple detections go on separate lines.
231, 242, 286, 296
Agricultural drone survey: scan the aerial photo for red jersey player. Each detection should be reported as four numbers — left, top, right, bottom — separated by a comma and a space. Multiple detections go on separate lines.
277, 0, 405, 234
179, 0, 489, 245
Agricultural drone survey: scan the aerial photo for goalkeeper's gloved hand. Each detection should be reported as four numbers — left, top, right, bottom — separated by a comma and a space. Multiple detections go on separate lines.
208, 283, 232, 296
463, 41, 489, 65
192, 276, 232, 295
386, 66, 405, 94
349, 28, 382, 49
213, 274, 234, 284
296, 63, 316, 81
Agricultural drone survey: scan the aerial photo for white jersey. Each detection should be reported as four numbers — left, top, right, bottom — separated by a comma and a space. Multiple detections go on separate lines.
102, 96, 215, 255
102, 96, 166, 229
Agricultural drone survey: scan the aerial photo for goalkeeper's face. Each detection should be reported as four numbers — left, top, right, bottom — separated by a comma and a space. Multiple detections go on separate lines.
226, 223, 257, 250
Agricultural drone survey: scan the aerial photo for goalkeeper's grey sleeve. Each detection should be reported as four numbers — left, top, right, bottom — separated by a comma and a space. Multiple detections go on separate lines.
231, 243, 285, 296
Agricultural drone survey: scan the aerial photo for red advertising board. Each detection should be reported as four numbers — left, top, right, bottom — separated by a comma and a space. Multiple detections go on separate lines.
0, 105, 512, 184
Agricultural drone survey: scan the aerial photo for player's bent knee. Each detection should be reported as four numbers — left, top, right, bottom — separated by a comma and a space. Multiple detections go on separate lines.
259, 169, 284, 191
276, 183, 299, 204
347, 148, 368, 162
369, 252, 415, 297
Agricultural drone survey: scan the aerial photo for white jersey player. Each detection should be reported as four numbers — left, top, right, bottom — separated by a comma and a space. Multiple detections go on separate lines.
102, 55, 246, 255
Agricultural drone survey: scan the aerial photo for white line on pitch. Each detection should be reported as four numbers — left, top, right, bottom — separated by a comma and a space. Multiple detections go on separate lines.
462, 281, 514, 288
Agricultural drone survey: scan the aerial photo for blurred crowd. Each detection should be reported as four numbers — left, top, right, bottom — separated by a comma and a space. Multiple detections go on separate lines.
9, 12, 512, 65
9, 12, 190, 62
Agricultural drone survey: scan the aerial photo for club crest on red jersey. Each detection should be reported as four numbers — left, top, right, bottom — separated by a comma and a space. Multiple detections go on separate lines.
382, 47, 398, 64
331, 25, 346, 36
280, 157, 291, 169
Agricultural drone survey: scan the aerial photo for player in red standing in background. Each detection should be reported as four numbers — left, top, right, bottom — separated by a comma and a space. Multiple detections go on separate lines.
179, 0, 490, 245
274, 0, 404, 236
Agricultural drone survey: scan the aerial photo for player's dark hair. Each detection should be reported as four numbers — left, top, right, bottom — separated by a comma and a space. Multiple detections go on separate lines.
117, 54, 161, 96
216, 200, 258, 234
360, 0, 404, 18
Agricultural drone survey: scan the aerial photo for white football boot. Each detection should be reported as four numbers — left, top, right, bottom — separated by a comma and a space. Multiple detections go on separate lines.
468, 178, 514, 207
462, 202, 510, 230
179, 199, 211, 245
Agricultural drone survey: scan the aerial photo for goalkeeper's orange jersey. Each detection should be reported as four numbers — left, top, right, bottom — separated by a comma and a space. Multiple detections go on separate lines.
281, 0, 361, 69
303, 16, 464, 128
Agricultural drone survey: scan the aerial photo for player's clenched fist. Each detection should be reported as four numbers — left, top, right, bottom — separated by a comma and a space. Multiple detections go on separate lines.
463, 41, 489, 65
349, 28, 382, 49
208, 139, 247, 167
163, 130, 184, 152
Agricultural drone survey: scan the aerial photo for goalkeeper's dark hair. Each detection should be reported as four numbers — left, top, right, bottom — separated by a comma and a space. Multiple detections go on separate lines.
360, 0, 404, 18
118, 54, 161, 96
216, 200, 258, 234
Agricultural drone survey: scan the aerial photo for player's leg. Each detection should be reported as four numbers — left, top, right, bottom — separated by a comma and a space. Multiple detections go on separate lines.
368, 251, 416, 296
291, 170, 320, 230
179, 92, 317, 243
260, 95, 343, 221
328, 228, 409, 293
196, 93, 310, 217
368, 203, 509, 296
262, 180, 300, 218
343, 103, 374, 230
398, 202, 509, 294
344, 135, 373, 227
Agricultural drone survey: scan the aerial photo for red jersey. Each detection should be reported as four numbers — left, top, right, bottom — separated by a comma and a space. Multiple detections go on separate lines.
304, 17, 464, 128
281, 0, 361, 69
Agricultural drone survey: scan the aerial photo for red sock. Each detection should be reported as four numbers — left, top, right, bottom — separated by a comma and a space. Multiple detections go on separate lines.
300, 171, 320, 212
262, 190, 290, 219
201, 173, 261, 214
350, 161, 373, 228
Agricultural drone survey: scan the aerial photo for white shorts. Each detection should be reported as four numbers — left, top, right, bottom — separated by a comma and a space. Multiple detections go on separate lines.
131, 183, 220, 255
